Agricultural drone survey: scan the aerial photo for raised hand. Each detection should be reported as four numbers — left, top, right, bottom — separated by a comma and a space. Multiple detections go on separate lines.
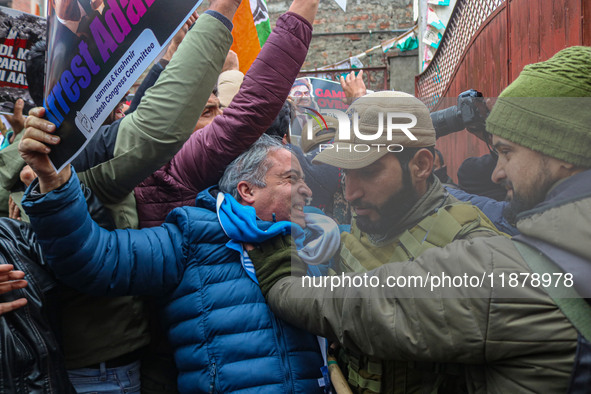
4, 99, 25, 142
209, 0, 243, 21
162, 11, 199, 64
18, 107, 71, 193
288, 0, 320, 24
340, 70, 367, 104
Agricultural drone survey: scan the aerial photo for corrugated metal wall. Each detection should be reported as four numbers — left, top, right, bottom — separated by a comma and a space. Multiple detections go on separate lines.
416, 0, 590, 183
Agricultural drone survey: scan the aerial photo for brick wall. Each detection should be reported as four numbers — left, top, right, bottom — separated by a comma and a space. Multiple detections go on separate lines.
10, 0, 34, 14
196, 0, 418, 91
267, 0, 414, 70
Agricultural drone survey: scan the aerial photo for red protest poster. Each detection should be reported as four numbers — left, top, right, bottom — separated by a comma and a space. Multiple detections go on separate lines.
289, 77, 348, 144
45, 0, 203, 171
0, 6, 46, 115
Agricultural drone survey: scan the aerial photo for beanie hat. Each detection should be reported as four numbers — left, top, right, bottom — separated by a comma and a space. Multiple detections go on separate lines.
486, 46, 591, 167
314, 91, 436, 169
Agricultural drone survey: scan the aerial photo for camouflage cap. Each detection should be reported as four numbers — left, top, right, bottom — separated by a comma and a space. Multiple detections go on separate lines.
314, 91, 436, 169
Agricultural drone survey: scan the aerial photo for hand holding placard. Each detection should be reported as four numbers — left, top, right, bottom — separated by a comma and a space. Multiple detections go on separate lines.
18, 106, 71, 193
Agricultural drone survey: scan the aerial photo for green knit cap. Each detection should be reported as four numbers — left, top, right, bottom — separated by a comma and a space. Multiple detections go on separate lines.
486, 46, 591, 167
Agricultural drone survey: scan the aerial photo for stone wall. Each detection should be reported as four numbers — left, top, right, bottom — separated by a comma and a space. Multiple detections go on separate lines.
267, 0, 414, 70
9, 0, 41, 15
198, 0, 419, 92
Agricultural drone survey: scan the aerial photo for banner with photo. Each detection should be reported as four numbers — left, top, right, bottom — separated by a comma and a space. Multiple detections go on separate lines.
0, 6, 46, 115
45, 0, 203, 171
309, 77, 348, 111
291, 77, 348, 111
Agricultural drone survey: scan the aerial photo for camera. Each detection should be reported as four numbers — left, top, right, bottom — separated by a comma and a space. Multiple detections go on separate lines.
430, 89, 489, 140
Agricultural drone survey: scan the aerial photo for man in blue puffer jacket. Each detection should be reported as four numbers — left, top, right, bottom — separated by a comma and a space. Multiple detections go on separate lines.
21, 135, 326, 393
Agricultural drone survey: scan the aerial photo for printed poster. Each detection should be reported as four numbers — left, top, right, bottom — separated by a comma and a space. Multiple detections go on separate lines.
0, 6, 46, 115
45, 0, 203, 171
292, 77, 348, 111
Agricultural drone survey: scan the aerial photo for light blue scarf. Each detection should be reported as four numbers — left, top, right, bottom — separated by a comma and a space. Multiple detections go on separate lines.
215, 192, 340, 282
216, 192, 339, 390
216, 192, 305, 283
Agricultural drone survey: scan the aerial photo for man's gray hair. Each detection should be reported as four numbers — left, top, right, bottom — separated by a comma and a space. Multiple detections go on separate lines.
219, 134, 286, 201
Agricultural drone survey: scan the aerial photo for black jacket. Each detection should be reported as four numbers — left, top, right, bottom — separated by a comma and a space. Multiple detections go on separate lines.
0, 218, 75, 393
0, 183, 114, 392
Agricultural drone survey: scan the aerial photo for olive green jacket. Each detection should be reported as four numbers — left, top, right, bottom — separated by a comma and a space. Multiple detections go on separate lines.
338, 177, 501, 274
0, 13, 231, 230
335, 178, 503, 393
266, 176, 587, 393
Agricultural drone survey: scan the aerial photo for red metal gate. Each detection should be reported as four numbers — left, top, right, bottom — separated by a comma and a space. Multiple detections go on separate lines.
415, 0, 590, 182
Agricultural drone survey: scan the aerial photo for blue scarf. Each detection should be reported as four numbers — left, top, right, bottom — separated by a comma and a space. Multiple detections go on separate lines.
216, 192, 305, 283
216, 192, 337, 390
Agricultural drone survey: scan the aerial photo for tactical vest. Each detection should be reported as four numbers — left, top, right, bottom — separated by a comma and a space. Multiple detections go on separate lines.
334, 203, 505, 394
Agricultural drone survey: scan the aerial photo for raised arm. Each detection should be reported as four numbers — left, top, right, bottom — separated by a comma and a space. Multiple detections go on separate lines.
19, 111, 186, 295
340, 70, 367, 104
167, 0, 319, 192
77, 2, 239, 204
13, 2, 240, 206
126, 12, 199, 114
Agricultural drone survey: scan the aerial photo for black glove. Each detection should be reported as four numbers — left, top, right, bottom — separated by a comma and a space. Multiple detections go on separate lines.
248, 234, 306, 297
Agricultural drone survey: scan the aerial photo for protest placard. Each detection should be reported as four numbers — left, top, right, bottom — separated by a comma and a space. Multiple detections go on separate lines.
290, 77, 348, 110
45, 0, 203, 171
307, 77, 348, 111
289, 77, 348, 146
0, 6, 46, 115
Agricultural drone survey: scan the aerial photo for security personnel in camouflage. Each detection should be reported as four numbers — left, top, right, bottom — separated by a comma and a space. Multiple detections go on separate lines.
313, 91, 505, 393
250, 46, 591, 394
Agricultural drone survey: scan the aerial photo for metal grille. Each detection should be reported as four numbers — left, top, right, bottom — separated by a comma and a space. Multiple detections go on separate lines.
416, 0, 505, 109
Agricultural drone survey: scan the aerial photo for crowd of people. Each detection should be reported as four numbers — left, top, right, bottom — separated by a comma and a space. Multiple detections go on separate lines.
0, 0, 589, 393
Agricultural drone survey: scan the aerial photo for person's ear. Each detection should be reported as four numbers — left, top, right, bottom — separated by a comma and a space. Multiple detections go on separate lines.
554, 157, 585, 178
410, 149, 434, 181
236, 181, 256, 204
282, 134, 290, 145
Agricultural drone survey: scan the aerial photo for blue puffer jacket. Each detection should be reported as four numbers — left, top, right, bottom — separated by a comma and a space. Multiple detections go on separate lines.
23, 172, 324, 393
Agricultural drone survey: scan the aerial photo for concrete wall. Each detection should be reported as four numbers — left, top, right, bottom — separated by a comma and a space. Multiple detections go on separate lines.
417, 0, 456, 70
387, 48, 418, 94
